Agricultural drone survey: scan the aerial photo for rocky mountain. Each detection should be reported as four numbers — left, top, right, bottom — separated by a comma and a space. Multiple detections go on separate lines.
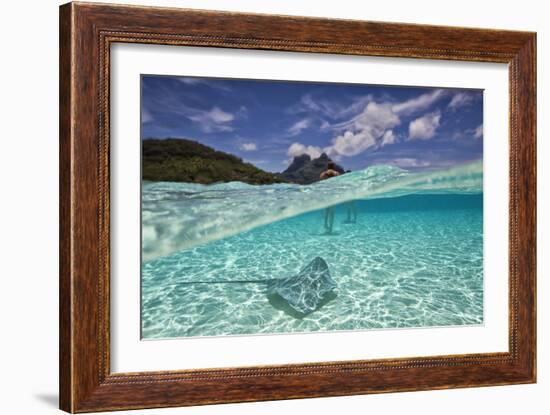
142, 138, 287, 185
281, 153, 345, 184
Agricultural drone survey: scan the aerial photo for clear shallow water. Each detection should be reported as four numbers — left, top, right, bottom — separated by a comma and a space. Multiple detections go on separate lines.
142, 161, 482, 261
142, 171, 484, 339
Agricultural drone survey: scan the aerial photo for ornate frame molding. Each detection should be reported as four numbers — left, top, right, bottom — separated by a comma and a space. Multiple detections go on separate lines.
60, 2, 536, 412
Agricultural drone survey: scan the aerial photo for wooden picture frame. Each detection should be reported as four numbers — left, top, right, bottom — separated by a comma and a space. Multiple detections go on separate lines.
59, 2, 536, 412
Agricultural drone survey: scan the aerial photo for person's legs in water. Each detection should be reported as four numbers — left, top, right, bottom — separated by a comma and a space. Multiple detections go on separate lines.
345, 201, 357, 224
324, 207, 335, 233
327, 206, 335, 233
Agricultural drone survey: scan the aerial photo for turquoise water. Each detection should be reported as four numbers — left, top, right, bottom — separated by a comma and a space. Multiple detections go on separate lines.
141, 162, 483, 339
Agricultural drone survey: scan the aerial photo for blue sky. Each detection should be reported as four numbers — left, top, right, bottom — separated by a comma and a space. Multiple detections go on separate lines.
141, 75, 483, 173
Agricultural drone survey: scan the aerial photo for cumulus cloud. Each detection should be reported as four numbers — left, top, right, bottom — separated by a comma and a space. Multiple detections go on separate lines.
346, 102, 401, 133
287, 142, 323, 160
328, 130, 377, 157
288, 88, 446, 160
188, 107, 235, 132
287, 118, 311, 136
326, 102, 401, 157
381, 130, 397, 146
240, 142, 257, 151
295, 89, 443, 131
408, 111, 441, 140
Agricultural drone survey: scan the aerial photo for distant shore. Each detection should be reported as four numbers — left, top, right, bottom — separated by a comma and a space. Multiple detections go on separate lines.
142, 138, 345, 185
142, 138, 286, 185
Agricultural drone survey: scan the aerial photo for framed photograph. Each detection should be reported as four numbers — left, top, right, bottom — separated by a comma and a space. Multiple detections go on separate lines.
59, 2, 536, 412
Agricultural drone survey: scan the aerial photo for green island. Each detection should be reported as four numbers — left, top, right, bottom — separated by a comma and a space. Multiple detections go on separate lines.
142, 138, 287, 185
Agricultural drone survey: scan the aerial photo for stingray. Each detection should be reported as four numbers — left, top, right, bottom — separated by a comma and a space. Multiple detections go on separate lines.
177, 257, 337, 316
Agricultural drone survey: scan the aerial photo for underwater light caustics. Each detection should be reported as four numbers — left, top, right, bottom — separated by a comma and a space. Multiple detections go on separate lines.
142, 161, 482, 262
172, 257, 337, 315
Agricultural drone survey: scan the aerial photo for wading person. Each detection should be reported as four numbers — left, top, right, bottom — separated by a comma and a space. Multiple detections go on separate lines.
341, 170, 358, 224
319, 162, 341, 234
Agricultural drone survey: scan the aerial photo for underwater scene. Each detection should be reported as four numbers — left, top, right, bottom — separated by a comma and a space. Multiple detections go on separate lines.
141, 162, 483, 338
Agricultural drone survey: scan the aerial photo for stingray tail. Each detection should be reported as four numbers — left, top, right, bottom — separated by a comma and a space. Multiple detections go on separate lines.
176, 279, 270, 285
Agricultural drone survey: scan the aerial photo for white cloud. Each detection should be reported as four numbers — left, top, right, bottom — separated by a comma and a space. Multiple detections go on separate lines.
448, 92, 474, 110
326, 102, 400, 157
287, 118, 311, 136
295, 94, 372, 120
454, 123, 483, 141
287, 89, 445, 160
188, 106, 235, 132
237, 105, 248, 118
347, 102, 401, 133
296, 94, 326, 115
408, 111, 441, 140
207, 107, 234, 123
381, 130, 397, 146
287, 142, 323, 160
391, 158, 431, 168
141, 108, 153, 123
240, 142, 257, 151
178, 78, 202, 85
328, 130, 377, 157
296, 89, 443, 131
177, 77, 232, 92
178, 78, 200, 85
473, 124, 483, 138
393, 89, 446, 116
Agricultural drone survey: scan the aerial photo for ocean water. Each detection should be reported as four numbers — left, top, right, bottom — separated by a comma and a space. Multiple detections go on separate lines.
141, 162, 483, 339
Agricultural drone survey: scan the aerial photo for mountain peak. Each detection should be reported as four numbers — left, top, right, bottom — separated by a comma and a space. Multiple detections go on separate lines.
282, 153, 345, 184
284, 154, 311, 174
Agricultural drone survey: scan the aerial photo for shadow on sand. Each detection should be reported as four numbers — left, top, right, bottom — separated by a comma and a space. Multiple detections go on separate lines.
267, 291, 338, 319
